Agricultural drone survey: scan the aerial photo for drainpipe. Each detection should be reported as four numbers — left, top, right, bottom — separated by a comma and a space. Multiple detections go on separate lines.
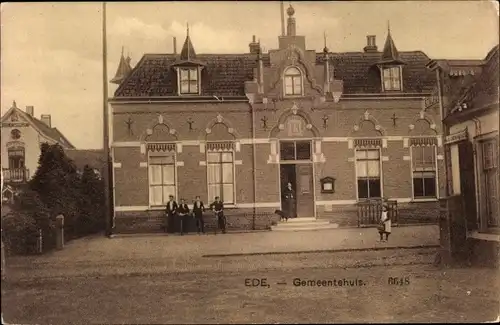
251, 101, 257, 230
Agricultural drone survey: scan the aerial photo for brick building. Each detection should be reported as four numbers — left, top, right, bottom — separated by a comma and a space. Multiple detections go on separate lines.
427, 45, 499, 266
109, 5, 444, 232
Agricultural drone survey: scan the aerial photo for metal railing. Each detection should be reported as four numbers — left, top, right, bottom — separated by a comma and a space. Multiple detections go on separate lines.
2, 168, 30, 183
357, 199, 398, 227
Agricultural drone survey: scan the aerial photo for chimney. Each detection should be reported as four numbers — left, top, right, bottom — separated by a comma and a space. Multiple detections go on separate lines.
363, 35, 378, 52
173, 37, 177, 55
26, 106, 34, 116
41, 114, 51, 128
249, 35, 260, 54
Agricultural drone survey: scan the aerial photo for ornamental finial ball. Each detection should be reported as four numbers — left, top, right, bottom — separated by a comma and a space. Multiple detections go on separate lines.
287, 5, 295, 16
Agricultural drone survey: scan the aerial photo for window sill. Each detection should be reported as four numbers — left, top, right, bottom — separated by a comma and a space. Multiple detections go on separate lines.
410, 198, 439, 203
467, 230, 500, 242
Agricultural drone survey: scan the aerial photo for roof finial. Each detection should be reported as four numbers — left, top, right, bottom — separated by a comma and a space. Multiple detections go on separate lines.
287, 2, 295, 17
323, 31, 329, 53
387, 20, 391, 34
121, 46, 124, 57
187, 22, 190, 37
12, 100, 17, 108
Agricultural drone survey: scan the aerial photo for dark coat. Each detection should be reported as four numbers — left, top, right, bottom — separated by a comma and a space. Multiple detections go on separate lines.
165, 201, 178, 216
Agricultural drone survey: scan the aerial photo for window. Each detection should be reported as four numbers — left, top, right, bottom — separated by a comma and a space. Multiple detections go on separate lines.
8, 147, 25, 169
411, 146, 437, 199
279, 141, 311, 161
10, 129, 21, 140
382, 66, 402, 91
207, 151, 234, 204
480, 139, 499, 228
179, 68, 199, 94
356, 149, 381, 199
148, 155, 176, 206
284, 67, 302, 96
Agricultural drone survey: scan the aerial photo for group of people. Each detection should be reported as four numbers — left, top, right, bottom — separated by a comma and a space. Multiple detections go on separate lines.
164, 195, 226, 235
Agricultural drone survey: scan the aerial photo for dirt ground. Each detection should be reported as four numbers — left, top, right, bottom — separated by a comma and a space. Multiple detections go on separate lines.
2, 249, 498, 324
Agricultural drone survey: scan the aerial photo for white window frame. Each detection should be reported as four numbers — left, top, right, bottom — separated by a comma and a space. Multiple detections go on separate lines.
283, 66, 304, 97
381, 66, 403, 91
354, 147, 383, 201
476, 133, 499, 230
206, 146, 236, 206
147, 149, 178, 208
176, 67, 201, 95
410, 144, 438, 201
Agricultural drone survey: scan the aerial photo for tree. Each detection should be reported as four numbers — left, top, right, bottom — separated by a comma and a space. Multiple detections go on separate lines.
76, 165, 105, 236
29, 143, 81, 239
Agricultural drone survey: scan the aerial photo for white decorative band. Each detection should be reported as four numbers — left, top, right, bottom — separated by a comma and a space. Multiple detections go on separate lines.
115, 202, 281, 212
113, 162, 122, 168
403, 155, 410, 161
176, 161, 184, 166
235, 160, 243, 165
467, 231, 500, 242
112, 141, 141, 148
199, 161, 207, 166
139, 162, 148, 168
315, 200, 357, 205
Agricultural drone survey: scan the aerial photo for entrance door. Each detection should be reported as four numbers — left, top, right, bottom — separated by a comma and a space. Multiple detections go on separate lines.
295, 164, 314, 217
280, 164, 297, 216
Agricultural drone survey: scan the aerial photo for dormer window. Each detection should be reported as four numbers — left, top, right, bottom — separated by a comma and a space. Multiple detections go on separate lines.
382, 66, 402, 91
284, 67, 303, 96
179, 67, 199, 95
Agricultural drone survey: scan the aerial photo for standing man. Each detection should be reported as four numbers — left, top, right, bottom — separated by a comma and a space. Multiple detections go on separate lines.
192, 196, 206, 234
178, 198, 190, 235
165, 195, 178, 233
283, 182, 296, 219
210, 196, 226, 234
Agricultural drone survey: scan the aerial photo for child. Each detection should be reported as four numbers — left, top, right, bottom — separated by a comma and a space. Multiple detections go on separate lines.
378, 204, 391, 242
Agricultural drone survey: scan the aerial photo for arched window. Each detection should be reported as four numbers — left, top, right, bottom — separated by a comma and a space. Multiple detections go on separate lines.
11, 129, 21, 140
284, 67, 303, 96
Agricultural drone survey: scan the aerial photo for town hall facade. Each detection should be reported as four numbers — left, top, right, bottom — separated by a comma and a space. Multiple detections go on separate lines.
109, 5, 444, 231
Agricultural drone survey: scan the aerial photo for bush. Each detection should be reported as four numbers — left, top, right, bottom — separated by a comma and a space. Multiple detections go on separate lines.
2, 213, 40, 256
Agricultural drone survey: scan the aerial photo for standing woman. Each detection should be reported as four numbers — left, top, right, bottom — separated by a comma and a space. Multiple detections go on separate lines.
283, 182, 296, 220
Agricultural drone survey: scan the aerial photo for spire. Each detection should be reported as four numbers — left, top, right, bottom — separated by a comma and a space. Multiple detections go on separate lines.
379, 21, 403, 64
111, 46, 133, 85
323, 31, 329, 54
12, 100, 17, 109
180, 22, 196, 60
286, 3, 296, 36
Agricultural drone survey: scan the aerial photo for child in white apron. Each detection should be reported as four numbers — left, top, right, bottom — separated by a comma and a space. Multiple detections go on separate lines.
379, 205, 391, 242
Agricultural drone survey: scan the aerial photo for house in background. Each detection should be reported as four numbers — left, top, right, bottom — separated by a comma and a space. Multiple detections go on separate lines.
65, 149, 106, 178
0, 101, 75, 189
109, 4, 445, 233
427, 44, 499, 266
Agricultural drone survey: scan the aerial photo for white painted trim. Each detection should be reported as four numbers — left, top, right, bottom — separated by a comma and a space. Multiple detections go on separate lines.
315, 200, 357, 205
199, 143, 205, 153
437, 154, 444, 160
199, 161, 206, 166
176, 161, 184, 167
115, 206, 149, 212
411, 198, 439, 203
113, 162, 122, 168
382, 139, 388, 148
112, 141, 141, 148
235, 160, 243, 165
176, 143, 183, 153
348, 139, 353, 149
347, 157, 355, 162
139, 162, 148, 168
403, 138, 409, 148
382, 156, 389, 161
393, 198, 412, 203
387, 136, 403, 141
240, 138, 270, 144
403, 155, 411, 161
111, 147, 117, 229
467, 230, 500, 242
322, 137, 349, 142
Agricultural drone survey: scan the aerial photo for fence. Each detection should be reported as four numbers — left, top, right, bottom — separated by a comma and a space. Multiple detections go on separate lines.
357, 199, 398, 227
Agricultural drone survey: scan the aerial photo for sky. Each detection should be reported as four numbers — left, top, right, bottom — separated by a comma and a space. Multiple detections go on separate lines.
1, 1, 498, 149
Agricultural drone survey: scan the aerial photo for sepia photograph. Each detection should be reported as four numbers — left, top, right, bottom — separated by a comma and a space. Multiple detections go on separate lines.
1, 1, 499, 323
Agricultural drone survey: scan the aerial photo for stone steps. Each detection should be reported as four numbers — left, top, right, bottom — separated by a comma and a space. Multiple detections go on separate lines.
271, 217, 340, 232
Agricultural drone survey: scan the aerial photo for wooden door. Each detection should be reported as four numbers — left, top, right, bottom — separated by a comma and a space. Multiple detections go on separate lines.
458, 141, 477, 231
295, 164, 314, 218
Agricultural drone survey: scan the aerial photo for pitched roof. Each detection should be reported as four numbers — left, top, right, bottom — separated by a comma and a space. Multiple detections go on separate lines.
64, 149, 106, 170
454, 44, 499, 113
180, 34, 196, 61
25, 114, 75, 149
113, 49, 434, 98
